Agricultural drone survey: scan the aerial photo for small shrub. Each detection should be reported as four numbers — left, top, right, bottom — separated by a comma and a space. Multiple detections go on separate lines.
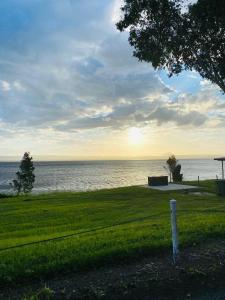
172, 164, 183, 182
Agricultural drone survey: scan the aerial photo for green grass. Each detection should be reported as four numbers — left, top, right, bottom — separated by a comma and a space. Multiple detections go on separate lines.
0, 180, 224, 284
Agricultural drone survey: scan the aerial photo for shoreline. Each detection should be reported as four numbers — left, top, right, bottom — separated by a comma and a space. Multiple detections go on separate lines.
0, 179, 217, 196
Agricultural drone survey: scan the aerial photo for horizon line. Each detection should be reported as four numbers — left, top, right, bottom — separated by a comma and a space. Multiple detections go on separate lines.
0, 154, 222, 162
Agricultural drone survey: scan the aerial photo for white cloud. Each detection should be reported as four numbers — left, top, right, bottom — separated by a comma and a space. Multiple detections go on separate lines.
13, 80, 25, 91
1, 80, 11, 92
110, 0, 124, 24
200, 79, 211, 87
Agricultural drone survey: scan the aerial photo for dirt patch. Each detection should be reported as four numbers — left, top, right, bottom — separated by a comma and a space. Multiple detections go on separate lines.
2, 240, 225, 299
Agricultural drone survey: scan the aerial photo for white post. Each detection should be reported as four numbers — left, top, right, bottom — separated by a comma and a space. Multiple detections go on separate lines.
170, 199, 179, 263
222, 161, 224, 180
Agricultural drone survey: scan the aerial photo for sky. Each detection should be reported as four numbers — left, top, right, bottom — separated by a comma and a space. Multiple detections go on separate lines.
0, 0, 225, 161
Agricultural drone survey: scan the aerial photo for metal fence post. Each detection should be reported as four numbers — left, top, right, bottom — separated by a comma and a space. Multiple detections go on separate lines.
170, 199, 179, 263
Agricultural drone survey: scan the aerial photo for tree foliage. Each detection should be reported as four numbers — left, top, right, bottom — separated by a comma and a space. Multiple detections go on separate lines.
166, 155, 183, 182
11, 152, 35, 195
166, 155, 177, 174
117, 0, 225, 93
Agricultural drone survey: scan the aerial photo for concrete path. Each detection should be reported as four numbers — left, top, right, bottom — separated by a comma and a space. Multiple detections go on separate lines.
144, 183, 199, 191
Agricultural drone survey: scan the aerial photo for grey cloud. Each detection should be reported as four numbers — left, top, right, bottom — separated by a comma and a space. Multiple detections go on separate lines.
55, 99, 208, 131
0, 0, 223, 135
149, 107, 207, 126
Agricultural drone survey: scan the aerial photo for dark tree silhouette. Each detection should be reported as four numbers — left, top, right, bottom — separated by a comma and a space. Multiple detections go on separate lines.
11, 152, 35, 195
172, 164, 183, 182
117, 0, 225, 93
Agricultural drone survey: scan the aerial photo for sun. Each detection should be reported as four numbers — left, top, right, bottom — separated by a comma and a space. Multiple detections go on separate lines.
128, 127, 144, 144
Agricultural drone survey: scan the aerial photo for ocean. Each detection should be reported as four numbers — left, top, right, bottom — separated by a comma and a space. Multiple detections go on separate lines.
0, 159, 222, 194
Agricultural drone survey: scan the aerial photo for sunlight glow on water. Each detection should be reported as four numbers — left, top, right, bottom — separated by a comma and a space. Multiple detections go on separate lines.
0, 159, 222, 193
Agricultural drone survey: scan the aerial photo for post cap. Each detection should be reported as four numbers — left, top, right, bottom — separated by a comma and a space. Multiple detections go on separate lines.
170, 199, 176, 203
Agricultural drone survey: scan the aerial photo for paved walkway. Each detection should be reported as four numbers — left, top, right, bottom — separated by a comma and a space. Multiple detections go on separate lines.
144, 183, 199, 191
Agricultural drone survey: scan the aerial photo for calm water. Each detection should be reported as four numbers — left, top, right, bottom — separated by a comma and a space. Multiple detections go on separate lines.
0, 159, 222, 193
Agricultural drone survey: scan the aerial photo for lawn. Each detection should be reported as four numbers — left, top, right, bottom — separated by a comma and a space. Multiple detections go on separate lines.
1, 180, 225, 285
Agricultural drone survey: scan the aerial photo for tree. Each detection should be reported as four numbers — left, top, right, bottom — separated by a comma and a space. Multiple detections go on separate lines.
11, 152, 35, 195
117, 0, 225, 93
166, 155, 177, 182
166, 155, 183, 182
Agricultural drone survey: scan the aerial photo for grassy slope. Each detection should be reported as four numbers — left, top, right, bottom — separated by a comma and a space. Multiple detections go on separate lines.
0, 180, 224, 284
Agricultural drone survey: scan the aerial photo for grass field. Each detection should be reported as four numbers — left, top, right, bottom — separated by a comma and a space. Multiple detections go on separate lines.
1, 180, 225, 285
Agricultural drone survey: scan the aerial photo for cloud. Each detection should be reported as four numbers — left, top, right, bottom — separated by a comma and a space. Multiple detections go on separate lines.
0, 0, 173, 130
148, 107, 207, 126
1, 80, 11, 91
55, 96, 209, 132
0, 0, 224, 140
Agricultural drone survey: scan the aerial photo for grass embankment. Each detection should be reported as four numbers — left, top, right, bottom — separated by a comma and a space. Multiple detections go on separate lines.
0, 180, 223, 285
